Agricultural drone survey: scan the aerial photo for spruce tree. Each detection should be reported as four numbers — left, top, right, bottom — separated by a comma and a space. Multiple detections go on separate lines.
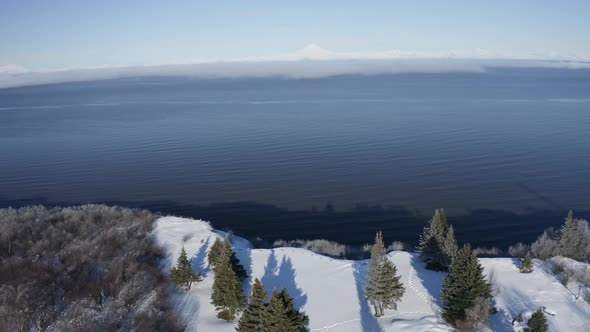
278, 288, 309, 332
224, 239, 248, 280
208, 237, 224, 268
520, 252, 533, 273
364, 231, 386, 316
443, 225, 458, 264
559, 210, 583, 260
211, 248, 247, 321
236, 278, 268, 332
170, 247, 202, 290
526, 308, 548, 332
442, 244, 492, 327
379, 259, 405, 311
364, 231, 405, 316
418, 209, 455, 270
264, 289, 290, 331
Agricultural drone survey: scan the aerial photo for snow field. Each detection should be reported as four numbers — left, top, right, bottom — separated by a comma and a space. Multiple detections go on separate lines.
154, 216, 590, 332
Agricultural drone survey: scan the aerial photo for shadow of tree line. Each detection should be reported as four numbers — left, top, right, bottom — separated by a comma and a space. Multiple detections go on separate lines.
1, 196, 588, 251
261, 250, 307, 311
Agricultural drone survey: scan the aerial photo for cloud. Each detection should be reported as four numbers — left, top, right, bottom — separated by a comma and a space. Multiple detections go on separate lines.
1, 45, 589, 89
0, 64, 28, 75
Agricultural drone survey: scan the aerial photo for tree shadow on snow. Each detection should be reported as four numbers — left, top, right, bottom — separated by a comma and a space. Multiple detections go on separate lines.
488, 287, 538, 332
169, 286, 200, 328
277, 256, 307, 310
352, 260, 383, 332
261, 250, 308, 311
191, 236, 211, 277
410, 254, 446, 310
489, 276, 588, 332
234, 245, 253, 297
510, 257, 522, 270
261, 250, 280, 293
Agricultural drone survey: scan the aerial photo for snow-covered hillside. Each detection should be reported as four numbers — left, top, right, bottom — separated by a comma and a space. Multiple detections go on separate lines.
153, 217, 590, 332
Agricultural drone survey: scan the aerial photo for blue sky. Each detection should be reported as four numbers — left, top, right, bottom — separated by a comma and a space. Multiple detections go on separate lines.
1, 0, 589, 71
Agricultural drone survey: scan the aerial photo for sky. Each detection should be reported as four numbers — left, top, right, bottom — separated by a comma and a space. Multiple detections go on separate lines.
2, 0, 590, 72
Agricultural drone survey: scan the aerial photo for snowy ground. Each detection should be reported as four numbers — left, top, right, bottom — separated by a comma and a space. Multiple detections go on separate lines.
153, 216, 590, 332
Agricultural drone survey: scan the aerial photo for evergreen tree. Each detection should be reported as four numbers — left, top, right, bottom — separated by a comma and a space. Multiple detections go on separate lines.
418, 209, 455, 270
224, 239, 248, 280
208, 237, 224, 267
364, 231, 405, 316
442, 244, 492, 327
443, 225, 458, 264
379, 259, 405, 311
364, 231, 386, 316
559, 210, 583, 261
236, 278, 268, 332
211, 249, 247, 321
526, 308, 548, 332
262, 288, 309, 332
264, 289, 290, 331
520, 252, 533, 273
278, 288, 309, 332
170, 247, 202, 290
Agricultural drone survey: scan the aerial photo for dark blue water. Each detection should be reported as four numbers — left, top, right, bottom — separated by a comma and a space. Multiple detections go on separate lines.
1, 69, 589, 247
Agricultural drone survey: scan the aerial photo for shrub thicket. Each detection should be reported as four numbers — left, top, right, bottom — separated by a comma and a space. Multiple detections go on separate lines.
0, 205, 183, 331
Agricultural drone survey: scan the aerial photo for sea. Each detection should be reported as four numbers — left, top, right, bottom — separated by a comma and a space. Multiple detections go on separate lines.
1, 68, 589, 247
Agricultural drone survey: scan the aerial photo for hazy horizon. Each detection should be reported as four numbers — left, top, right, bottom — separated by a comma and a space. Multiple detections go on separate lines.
2, 1, 590, 87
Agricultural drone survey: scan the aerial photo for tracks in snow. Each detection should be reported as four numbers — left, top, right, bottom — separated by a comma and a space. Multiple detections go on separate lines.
310, 311, 441, 332
405, 267, 441, 314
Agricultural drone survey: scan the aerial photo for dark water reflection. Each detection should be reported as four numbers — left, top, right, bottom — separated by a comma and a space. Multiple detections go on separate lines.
2, 196, 587, 249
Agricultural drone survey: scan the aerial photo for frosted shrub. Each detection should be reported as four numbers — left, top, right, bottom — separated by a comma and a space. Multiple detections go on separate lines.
272, 239, 290, 247
387, 241, 405, 251
473, 247, 502, 257
273, 238, 348, 257
0, 205, 183, 331
508, 242, 530, 258
548, 258, 590, 300
531, 230, 559, 260
303, 239, 347, 257
532, 212, 590, 263
460, 297, 490, 331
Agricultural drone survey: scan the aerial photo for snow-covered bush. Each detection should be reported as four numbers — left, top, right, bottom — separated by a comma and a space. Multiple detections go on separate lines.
473, 246, 503, 257
387, 241, 406, 251
530, 213, 590, 263
531, 229, 559, 260
546, 257, 590, 300
362, 243, 373, 253
273, 238, 348, 257
508, 242, 530, 258
460, 297, 490, 331
0, 205, 183, 331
